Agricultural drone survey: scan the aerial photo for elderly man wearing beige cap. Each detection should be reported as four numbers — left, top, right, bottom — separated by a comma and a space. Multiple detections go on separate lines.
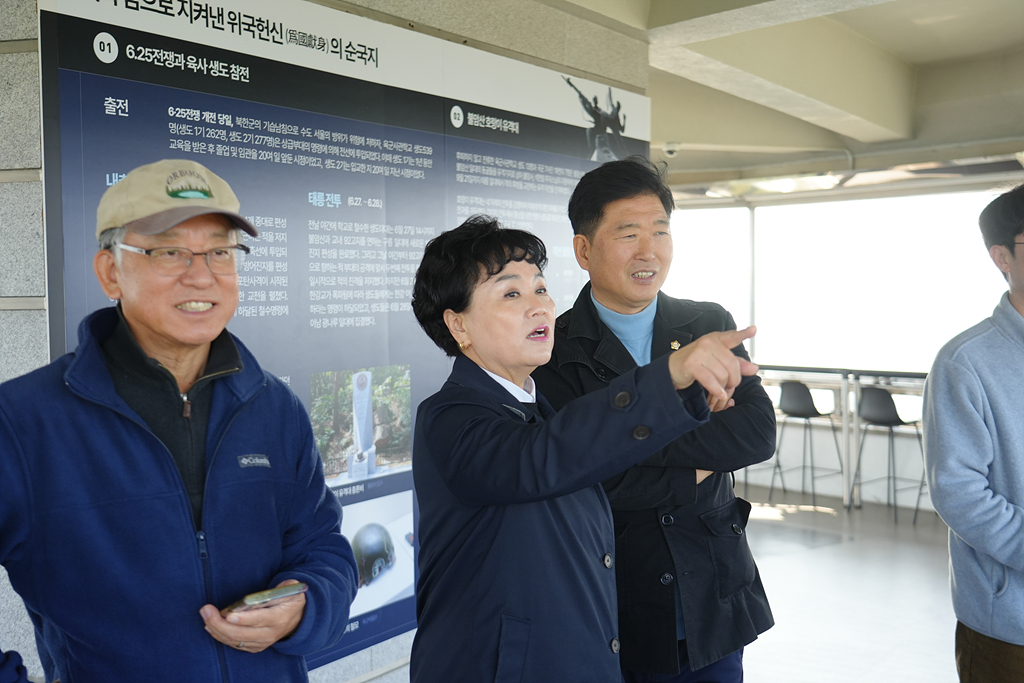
0, 160, 357, 683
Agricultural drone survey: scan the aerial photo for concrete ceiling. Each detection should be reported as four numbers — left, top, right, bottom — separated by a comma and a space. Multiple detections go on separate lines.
562, 0, 1024, 186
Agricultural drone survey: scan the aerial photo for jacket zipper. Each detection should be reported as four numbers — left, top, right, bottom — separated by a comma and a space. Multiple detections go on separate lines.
59, 398, 226, 678
200, 383, 263, 683
181, 367, 238, 418
68, 365, 259, 683
197, 530, 230, 681
197, 530, 209, 562
188, 366, 256, 683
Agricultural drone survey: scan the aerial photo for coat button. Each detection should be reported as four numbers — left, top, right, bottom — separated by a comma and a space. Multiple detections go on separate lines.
603, 553, 613, 568
732, 523, 743, 535
610, 638, 620, 653
596, 368, 607, 380
661, 514, 674, 526
632, 425, 651, 440
613, 391, 632, 408
556, 320, 567, 329
660, 572, 674, 585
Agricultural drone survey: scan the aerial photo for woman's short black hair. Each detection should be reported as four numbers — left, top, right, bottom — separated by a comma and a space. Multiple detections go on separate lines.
568, 156, 674, 240
412, 215, 548, 357
980, 183, 1024, 254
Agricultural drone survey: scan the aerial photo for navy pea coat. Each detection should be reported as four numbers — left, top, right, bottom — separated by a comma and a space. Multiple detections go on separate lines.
533, 285, 776, 673
410, 355, 710, 683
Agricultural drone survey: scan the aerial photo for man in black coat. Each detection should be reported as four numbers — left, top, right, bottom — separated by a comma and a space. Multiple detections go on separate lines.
533, 157, 775, 682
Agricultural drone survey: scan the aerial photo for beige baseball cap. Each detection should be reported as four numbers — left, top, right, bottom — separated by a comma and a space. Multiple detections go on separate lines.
96, 159, 258, 240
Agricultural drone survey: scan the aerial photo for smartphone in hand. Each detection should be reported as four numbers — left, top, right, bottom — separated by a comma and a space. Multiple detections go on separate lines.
220, 582, 308, 617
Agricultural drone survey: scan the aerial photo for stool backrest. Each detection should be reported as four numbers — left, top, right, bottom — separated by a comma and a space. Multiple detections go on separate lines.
779, 381, 823, 418
858, 386, 905, 426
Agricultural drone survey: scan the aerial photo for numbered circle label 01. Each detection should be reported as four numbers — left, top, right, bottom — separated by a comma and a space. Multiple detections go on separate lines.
94, 33, 119, 64
449, 105, 464, 129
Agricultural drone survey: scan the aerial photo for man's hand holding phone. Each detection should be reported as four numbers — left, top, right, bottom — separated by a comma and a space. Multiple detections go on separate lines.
199, 579, 308, 653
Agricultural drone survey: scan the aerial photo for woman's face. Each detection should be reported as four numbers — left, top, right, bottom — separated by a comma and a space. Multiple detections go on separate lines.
444, 259, 556, 390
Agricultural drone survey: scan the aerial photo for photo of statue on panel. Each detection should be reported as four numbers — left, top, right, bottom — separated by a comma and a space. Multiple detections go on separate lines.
309, 366, 413, 484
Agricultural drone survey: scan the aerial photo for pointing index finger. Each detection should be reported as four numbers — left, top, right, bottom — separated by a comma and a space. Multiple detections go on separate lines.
719, 325, 756, 347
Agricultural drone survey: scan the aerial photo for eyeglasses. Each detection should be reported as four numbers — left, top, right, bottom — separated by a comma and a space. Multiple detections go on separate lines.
117, 243, 250, 276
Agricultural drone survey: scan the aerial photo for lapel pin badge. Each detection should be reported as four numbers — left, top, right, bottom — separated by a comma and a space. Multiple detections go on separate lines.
670, 341, 681, 350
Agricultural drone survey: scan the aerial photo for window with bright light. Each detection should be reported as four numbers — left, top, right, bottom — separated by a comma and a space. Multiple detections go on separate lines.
663, 207, 752, 329
752, 190, 1010, 371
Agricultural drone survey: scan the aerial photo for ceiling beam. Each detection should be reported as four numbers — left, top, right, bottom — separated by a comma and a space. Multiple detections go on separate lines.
648, 0, 897, 43
651, 16, 913, 143
649, 68, 845, 154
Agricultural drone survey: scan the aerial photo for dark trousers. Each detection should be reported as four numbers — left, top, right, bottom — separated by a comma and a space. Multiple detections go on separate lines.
956, 621, 1024, 683
622, 641, 743, 683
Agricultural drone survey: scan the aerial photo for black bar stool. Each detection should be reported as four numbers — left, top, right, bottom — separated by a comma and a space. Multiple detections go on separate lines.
848, 386, 927, 523
767, 381, 842, 506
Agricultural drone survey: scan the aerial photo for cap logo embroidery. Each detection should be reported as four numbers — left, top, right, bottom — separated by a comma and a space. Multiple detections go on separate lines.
238, 454, 271, 468
166, 169, 214, 199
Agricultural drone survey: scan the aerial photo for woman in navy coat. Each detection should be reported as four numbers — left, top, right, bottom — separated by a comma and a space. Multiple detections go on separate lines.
408, 216, 757, 682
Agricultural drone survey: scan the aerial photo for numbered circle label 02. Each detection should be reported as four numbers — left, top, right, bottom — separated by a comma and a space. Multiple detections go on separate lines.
94, 33, 119, 64
449, 105, 464, 129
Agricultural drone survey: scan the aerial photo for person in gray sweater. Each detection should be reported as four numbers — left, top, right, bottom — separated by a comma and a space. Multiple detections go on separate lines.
923, 182, 1024, 683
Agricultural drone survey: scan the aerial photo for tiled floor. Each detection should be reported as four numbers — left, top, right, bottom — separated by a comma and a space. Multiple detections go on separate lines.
2, 483, 959, 683
741, 484, 957, 683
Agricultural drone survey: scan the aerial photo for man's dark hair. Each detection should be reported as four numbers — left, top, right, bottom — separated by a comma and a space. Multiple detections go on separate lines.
412, 215, 548, 357
568, 156, 674, 239
980, 183, 1024, 255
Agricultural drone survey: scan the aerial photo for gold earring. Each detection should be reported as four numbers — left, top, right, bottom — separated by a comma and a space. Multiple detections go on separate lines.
458, 340, 469, 351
